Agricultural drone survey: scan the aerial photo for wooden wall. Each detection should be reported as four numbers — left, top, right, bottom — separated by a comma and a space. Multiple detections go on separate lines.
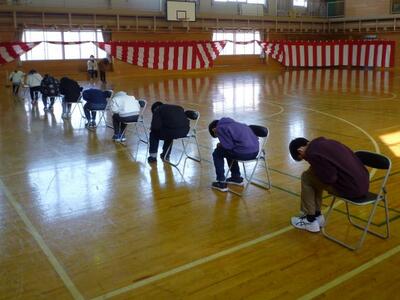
345, 0, 391, 17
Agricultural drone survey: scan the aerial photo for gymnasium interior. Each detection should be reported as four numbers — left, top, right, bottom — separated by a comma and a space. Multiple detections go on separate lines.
1, 0, 400, 299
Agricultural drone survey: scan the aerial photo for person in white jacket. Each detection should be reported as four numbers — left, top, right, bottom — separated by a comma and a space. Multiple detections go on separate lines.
9, 69, 25, 96
110, 91, 141, 142
25, 69, 43, 104
87, 55, 98, 80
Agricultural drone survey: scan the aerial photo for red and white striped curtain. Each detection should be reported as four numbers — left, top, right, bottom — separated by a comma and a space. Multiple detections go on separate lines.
0, 42, 40, 65
96, 41, 227, 70
260, 40, 395, 68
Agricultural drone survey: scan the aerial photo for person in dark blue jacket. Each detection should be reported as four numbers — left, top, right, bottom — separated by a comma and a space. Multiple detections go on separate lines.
208, 118, 259, 192
82, 88, 111, 128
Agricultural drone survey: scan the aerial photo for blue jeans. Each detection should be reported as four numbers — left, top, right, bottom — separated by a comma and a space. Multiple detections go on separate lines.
212, 146, 258, 181
84, 103, 106, 121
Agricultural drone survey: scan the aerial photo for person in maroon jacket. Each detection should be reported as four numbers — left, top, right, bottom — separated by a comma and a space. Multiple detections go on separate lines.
289, 137, 369, 233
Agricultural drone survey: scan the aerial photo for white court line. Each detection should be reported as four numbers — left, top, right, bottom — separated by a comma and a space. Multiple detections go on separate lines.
0, 179, 84, 300
90, 226, 293, 300
273, 99, 380, 178
298, 243, 400, 300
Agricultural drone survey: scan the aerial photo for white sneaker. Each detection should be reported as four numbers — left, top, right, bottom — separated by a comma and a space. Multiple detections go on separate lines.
291, 216, 320, 232
316, 215, 325, 227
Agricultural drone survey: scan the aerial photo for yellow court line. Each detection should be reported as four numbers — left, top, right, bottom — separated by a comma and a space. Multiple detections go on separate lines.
0, 179, 85, 300
298, 243, 400, 300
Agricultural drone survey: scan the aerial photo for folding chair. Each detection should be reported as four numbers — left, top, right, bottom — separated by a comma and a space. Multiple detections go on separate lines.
65, 94, 85, 118
118, 99, 148, 144
87, 90, 113, 128
322, 150, 392, 251
164, 110, 202, 167
225, 125, 271, 197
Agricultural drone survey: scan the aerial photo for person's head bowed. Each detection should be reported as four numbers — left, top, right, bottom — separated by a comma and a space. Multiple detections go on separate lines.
151, 101, 163, 113
208, 120, 219, 138
289, 137, 309, 161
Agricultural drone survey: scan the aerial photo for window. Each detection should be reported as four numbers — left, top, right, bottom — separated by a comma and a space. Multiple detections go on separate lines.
21, 29, 107, 61
213, 30, 261, 55
293, 0, 307, 7
214, 0, 265, 4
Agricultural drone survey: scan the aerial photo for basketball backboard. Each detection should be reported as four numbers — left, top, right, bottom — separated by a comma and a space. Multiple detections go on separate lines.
167, 1, 196, 21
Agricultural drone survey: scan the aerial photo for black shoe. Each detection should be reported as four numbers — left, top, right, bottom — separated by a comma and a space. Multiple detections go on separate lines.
160, 152, 170, 161
147, 156, 157, 163
226, 176, 244, 186
211, 181, 228, 192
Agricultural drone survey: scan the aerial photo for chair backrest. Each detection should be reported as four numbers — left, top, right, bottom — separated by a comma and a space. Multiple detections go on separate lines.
249, 124, 269, 157
355, 150, 392, 197
355, 151, 391, 170
185, 110, 200, 133
138, 99, 147, 109
105, 90, 113, 99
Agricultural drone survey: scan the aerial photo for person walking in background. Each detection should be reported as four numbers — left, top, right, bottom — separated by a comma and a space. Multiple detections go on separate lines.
40, 74, 59, 111
25, 69, 43, 104
9, 69, 25, 96
289, 137, 369, 233
98, 58, 110, 84
87, 55, 98, 81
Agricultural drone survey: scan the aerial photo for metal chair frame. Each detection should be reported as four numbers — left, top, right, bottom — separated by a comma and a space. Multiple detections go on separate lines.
321, 150, 392, 251
118, 99, 149, 144
86, 90, 113, 128
164, 110, 202, 168
225, 125, 271, 197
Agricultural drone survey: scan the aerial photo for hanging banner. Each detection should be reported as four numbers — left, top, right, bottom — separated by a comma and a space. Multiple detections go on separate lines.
259, 40, 395, 68
95, 41, 227, 70
0, 42, 40, 65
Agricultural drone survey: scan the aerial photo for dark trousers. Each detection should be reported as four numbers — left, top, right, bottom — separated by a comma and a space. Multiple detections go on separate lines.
42, 96, 55, 108
29, 86, 41, 102
88, 70, 98, 79
149, 131, 173, 156
12, 84, 19, 95
100, 71, 106, 83
112, 114, 139, 135
212, 146, 258, 181
84, 103, 106, 121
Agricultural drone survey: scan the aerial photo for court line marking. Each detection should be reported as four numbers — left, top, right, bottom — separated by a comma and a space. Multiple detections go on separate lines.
0, 178, 84, 300
5, 96, 387, 299
298, 243, 400, 300
90, 226, 293, 300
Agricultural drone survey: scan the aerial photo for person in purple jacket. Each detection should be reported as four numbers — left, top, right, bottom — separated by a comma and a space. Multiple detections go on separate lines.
289, 137, 369, 233
208, 118, 259, 192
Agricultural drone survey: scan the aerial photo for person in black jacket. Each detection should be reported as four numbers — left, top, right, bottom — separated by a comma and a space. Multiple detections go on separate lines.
148, 101, 190, 163
40, 74, 59, 111
59, 77, 82, 119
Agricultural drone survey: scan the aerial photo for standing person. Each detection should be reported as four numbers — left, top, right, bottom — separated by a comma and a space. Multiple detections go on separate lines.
40, 74, 59, 111
25, 70, 43, 104
110, 91, 141, 142
208, 118, 259, 192
289, 137, 369, 233
59, 77, 82, 119
98, 58, 110, 84
147, 101, 189, 163
87, 55, 98, 81
9, 69, 25, 96
82, 88, 110, 128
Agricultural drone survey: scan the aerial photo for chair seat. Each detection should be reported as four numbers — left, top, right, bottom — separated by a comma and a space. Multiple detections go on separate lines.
342, 192, 380, 205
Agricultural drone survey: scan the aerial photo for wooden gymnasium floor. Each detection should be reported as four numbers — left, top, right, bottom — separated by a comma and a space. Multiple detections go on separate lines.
1, 68, 400, 300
